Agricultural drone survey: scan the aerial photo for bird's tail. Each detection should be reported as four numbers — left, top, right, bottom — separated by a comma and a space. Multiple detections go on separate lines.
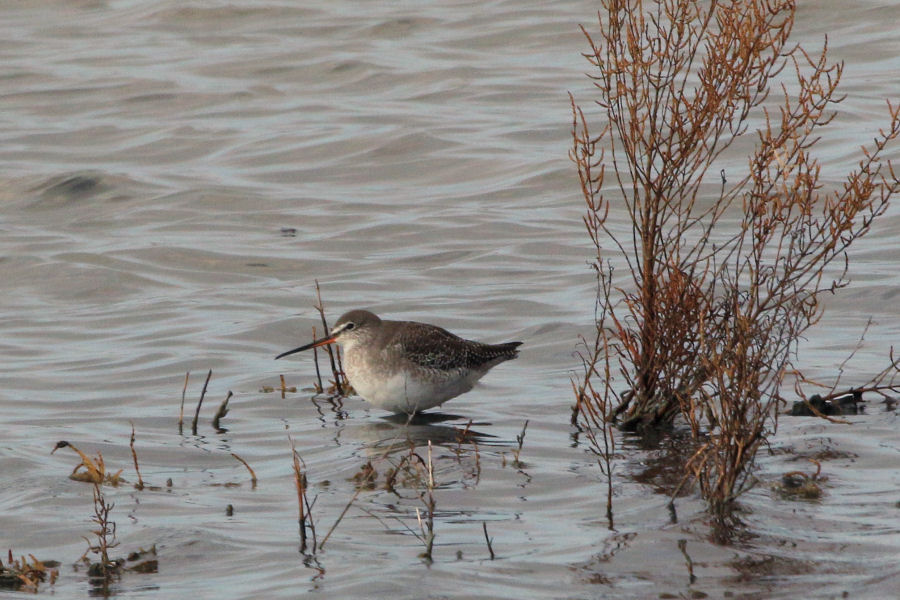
495, 341, 522, 358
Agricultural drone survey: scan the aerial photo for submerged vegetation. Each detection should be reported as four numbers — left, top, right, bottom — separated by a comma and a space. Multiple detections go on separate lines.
0, 551, 58, 593
81, 481, 121, 591
48, 438, 158, 595
38, 357, 509, 593
570, 0, 900, 523
51, 441, 124, 486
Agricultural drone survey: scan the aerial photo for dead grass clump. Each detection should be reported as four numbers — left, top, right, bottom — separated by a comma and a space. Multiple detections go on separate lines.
123, 547, 158, 574
259, 374, 298, 397
772, 459, 826, 500
352, 460, 378, 490
52, 441, 124, 486
571, 0, 900, 522
0, 550, 58, 592
772, 472, 824, 500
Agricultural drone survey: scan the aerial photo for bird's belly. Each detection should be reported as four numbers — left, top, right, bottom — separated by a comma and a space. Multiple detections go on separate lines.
347, 362, 478, 414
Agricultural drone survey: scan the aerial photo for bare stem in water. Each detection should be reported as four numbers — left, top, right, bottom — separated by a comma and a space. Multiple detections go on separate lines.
129, 423, 144, 490
191, 369, 212, 435
290, 436, 317, 553
314, 280, 345, 395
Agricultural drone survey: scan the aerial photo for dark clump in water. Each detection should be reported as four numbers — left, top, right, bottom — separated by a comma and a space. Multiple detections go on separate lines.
772, 472, 825, 500
37, 173, 106, 199
49, 175, 99, 195
772, 454, 826, 501
0, 552, 59, 592
790, 391, 864, 416
625, 428, 699, 497
728, 554, 815, 582
26, 172, 118, 210
124, 547, 158, 574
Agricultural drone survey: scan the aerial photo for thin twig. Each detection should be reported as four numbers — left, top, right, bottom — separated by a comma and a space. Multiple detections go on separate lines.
678, 539, 696, 584
513, 419, 529, 467
191, 369, 212, 435
289, 437, 309, 551
212, 391, 232, 432
314, 280, 344, 395
319, 487, 363, 550
312, 325, 324, 394
129, 423, 144, 490
289, 436, 316, 553
482, 521, 495, 559
421, 440, 436, 560
354, 503, 422, 540
178, 371, 190, 433
231, 453, 257, 489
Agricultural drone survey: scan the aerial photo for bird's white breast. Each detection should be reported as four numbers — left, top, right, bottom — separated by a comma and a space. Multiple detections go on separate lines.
344, 344, 480, 413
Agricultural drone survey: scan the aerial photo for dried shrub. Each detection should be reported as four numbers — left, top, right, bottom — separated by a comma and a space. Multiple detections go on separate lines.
571, 0, 900, 520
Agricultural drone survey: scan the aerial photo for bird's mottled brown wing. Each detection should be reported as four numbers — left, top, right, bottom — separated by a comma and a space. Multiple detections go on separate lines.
389, 321, 521, 371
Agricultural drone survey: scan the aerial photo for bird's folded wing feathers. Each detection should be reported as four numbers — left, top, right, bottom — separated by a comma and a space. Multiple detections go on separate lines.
392, 323, 519, 371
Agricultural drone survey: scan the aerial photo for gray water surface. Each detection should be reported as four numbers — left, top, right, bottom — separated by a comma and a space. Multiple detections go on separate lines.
2, 1, 899, 597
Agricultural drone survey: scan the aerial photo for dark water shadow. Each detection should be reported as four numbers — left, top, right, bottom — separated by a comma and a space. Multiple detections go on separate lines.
620, 427, 699, 498
356, 412, 499, 455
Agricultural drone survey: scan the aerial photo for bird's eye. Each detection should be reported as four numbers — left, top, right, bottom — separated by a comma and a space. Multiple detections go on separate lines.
345, 322, 355, 331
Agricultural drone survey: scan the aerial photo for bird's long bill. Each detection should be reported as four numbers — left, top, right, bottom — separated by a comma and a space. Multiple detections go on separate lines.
274, 335, 337, 360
